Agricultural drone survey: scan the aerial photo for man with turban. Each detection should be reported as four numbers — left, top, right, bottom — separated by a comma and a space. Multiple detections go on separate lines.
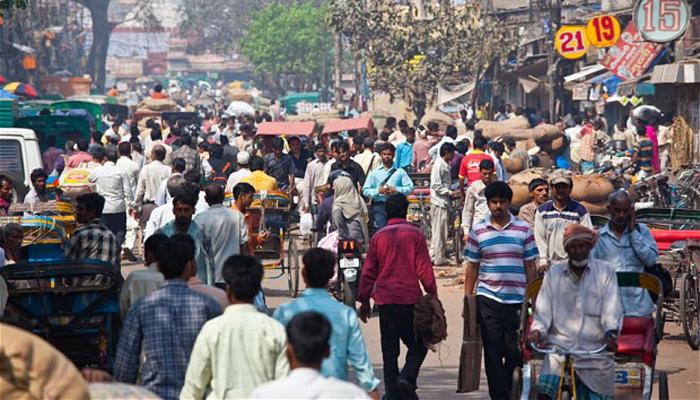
529, 223, 623, 399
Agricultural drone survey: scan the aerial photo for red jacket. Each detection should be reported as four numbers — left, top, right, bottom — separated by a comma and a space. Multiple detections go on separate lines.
359, 218, 437, 305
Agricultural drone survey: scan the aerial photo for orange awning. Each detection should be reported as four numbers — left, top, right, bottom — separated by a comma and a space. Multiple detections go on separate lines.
255, 121, 316, 137
321, 117, 374, 135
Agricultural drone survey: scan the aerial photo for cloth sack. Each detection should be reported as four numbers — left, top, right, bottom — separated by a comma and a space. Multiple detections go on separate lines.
457, 295, 481, 393
299, 213, 313, 236
414, 294, 448, 350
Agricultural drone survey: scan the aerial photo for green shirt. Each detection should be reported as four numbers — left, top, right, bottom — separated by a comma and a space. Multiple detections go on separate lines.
180, 304, 290, 399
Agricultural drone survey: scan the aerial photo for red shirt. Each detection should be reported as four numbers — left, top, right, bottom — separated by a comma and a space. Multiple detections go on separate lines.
458, 150, 493, 186
358, 218, 437, 305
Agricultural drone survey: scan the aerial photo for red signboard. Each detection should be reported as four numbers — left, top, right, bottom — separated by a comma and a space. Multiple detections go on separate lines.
600, 22, 664, 81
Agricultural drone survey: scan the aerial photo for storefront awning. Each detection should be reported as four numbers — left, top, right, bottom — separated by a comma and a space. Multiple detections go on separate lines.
518, 75, 542, 94
563, 64, 606, 84
617, 74, 653, 97
650, 61, 700, 84
436, 82, 475, 106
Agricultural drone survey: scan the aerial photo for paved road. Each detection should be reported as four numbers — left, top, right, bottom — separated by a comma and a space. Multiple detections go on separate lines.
122, 260, 699, 399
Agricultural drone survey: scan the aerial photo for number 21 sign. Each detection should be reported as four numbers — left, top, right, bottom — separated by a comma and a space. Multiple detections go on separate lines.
555, 26, 590, 60
634, 0, 690, 43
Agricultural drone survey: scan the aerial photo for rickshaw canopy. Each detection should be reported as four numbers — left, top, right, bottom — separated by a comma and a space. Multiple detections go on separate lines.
322, 116, 374, 135
256, 121, 315, 137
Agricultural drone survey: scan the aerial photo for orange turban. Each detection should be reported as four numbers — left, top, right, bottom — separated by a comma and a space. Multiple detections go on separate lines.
563, 223, 598, 249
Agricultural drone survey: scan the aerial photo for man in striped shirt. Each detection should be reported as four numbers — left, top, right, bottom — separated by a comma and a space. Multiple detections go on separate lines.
464, 181, 537, 400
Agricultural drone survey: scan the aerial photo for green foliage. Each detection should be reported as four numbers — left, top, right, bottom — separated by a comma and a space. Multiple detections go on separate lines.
241, 2, 330, 84
0, 0, 28, 9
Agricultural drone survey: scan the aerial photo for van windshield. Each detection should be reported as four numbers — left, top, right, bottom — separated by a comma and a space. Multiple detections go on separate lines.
0, 139, 25, 180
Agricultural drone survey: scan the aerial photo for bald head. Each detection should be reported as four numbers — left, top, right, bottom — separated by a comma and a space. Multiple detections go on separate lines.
608, 190, 634, 230
608, 190, 632, 208
204, 184, 225, 205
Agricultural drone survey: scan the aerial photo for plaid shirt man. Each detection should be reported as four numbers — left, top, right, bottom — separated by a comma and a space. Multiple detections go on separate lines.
113, 279, 220, 400
64, 219, 120, 267
171, 145, 201, 174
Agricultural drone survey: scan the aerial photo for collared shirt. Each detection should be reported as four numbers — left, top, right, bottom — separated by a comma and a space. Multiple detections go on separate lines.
361, 165, 413, 202
156, 221, 215, 285
171, 145, 201, 174
465, 214, 538, 304
517, 201, 539, 229
119, 263, 164, 319
302, 158, 330, 209
494, 157, 508, 181
65, 219, 120, 268
154, 172, 182, 207
225, 168, 252, 193
578, 132, 596, 162
180, 304, 289, 400
241, 170, 279, 192
135, 160, 171, 204
264, 153, 295, 189
0, 324, 90, 400
394, 141, 414, 170
534, 199, 592, 266
429, 155, 452, 208
89, 161, 133, 214
116, 156, 140, 201
353, 150, 381, 175
187, 276, 229, 312
24, 188, 48, 205
66, 151, 93, 168
113, 279, 220, 400
359, 219, 437, 305
591, 223, 658, 317
194, 204, 248, 283
458, 150, 494, 186
531, 259, 623, 396
251, 368, 369, 399
331, 160, 367, 187
274, 288, 380, 392
461, 180, 489, 233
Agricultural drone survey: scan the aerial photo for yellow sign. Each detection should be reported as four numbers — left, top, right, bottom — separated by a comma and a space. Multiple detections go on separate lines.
586, 15, 621, 47
555, 26, 590, 59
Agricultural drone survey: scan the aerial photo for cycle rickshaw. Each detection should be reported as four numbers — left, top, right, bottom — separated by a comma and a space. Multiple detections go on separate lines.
513, 272, 668, 400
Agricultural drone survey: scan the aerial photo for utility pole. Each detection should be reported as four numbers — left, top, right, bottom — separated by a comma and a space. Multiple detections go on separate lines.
547, 0, 562, 121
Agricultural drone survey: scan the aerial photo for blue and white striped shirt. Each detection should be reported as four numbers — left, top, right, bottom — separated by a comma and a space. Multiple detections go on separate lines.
465, 215, 538, 304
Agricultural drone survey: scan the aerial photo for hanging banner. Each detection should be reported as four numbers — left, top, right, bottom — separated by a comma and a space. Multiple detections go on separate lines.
634, 0, 691, 43
600, 22, 663, 81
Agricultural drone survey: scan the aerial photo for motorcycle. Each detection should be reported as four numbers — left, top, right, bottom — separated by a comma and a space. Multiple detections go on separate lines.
333, 239, 363, 310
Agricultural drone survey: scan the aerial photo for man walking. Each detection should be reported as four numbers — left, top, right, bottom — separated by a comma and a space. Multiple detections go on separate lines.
362, 142, 414, 230
359, 193, 437, 400
114, 236, 220, 400
135, 145, 171, 228
517, 178, 549, 229
225, 151, 252, 193
301, 144, 331, 213
194, 184, 248, 288
65, 193, 120, 268
394, 128, 415, 171
88, 146, 133, 246
461, 159, 496, 236
274, 248, 380, 399
264, 137, 295, 192
180, 255, 289, 399
429, 142, 459, 265
534, 169, 592, 272
463, 181, 538, 400
171, 134, 201, 174
591, 190, 658, 317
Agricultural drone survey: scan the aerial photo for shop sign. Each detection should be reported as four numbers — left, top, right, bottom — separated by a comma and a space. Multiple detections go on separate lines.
600, 22, 663, 81
572, 84, 589, 100
555, 25, 590, 60
586, 15, 622, 48
634, 0, 691, 43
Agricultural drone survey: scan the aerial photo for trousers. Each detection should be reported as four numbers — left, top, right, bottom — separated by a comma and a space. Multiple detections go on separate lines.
429, 205, 449, 264
378, 304, 428, 400
102, 212, 126, 247
371, 202, 387, 230
477, 295, 522, 400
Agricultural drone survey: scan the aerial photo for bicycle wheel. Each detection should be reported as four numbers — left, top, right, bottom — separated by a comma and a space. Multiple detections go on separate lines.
680, 272, 700, 350
287, 238, 300, 297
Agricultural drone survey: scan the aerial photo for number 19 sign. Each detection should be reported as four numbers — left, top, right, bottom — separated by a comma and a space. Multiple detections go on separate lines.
634, 0, 690, 43
555, 25, 590, 60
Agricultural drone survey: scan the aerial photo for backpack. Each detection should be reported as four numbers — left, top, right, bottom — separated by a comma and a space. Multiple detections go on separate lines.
208, 161, 232, 186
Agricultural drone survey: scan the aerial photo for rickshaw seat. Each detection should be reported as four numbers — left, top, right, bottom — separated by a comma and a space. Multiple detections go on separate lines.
410, 188, 431, 197
617, 316, 655, 366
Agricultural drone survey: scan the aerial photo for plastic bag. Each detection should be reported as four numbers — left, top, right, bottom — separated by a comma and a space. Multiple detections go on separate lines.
300, 212, 313, 236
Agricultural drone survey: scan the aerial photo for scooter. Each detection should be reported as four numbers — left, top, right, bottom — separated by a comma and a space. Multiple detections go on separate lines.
333, 239, 363, 310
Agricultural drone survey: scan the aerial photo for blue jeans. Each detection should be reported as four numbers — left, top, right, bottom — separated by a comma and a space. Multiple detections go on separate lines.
371, 202, 388, 230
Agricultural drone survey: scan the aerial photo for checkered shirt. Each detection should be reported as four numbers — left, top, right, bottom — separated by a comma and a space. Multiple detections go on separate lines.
64, 219, 120, 268
113, 279, 221, 400
171, 145, 201, 174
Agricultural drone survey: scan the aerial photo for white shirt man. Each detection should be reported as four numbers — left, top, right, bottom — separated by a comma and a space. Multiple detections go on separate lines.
225, 152, 252, 193
88, 161, 132, 215
134, 158, 171, 205
301, 148, 331, 211
251, 368, 368, 399
115, 155, 140, 203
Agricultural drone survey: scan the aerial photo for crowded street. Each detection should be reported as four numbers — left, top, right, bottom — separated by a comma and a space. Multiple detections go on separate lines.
1, 1, 700, 400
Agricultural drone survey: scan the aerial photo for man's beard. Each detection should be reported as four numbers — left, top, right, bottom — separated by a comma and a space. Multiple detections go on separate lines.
570, 258, 588, 267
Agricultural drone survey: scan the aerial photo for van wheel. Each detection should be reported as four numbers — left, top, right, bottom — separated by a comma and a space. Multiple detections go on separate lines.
3, 171, 29, 203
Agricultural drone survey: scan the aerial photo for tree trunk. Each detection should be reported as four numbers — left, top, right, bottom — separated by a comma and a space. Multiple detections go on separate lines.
79, 0, 112, 92
333, 33, 343, 104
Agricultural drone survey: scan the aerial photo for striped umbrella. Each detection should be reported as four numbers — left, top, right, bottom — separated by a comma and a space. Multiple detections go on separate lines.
4, 82, 38, 98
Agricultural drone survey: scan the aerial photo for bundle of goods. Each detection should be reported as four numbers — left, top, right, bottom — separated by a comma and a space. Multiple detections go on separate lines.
58, 168, 94, 200
508, 168, 614, 213
227, 88, 254, 104
8, 201, 76, 234
136, 98, 178, 112
419, 110, 455, 132
476, 117, 562, 142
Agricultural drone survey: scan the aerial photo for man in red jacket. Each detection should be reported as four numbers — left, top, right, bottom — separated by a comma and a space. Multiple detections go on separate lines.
359, 193, 437, 400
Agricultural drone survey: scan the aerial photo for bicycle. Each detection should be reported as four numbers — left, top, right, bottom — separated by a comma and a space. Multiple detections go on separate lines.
529, 343, 608, 400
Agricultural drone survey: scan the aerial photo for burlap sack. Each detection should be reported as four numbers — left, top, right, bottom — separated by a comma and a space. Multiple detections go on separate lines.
508, 168, 547, 208
580, 200, 609, 215
571, 174, 614, 203
137, 98, 178, 112
420, 109, 456, 132
58, 168, 95, 200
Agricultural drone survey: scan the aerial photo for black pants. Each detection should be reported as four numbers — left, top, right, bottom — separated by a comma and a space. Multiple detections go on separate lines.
102, 212, 126, 247
477, 295, 522, 400
378, 304, 428, 400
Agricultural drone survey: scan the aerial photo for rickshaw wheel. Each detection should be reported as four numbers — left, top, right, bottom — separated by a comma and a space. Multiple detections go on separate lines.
680, 272, 700, 350
287, 238, 300, 297
658, 371, 669, 400
511, 366, 523, 400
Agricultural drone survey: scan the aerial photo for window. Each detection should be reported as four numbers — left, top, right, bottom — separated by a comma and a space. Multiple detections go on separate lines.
0, 139, 25, 180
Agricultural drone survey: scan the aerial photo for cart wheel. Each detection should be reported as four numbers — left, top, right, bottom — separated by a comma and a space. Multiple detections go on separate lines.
511, 366, 522, 400
287, 238, 300, 297
658, 370, 669, 400
680, 273, 700, 350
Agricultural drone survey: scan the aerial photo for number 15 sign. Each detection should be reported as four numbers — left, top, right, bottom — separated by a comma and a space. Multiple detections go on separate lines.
634, 0, 691, 43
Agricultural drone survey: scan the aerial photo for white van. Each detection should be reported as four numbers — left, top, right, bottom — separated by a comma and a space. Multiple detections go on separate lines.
0, 128, 43, 201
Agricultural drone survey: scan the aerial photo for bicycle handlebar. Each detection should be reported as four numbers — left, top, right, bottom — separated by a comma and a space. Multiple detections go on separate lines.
531, 343, 608, 356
